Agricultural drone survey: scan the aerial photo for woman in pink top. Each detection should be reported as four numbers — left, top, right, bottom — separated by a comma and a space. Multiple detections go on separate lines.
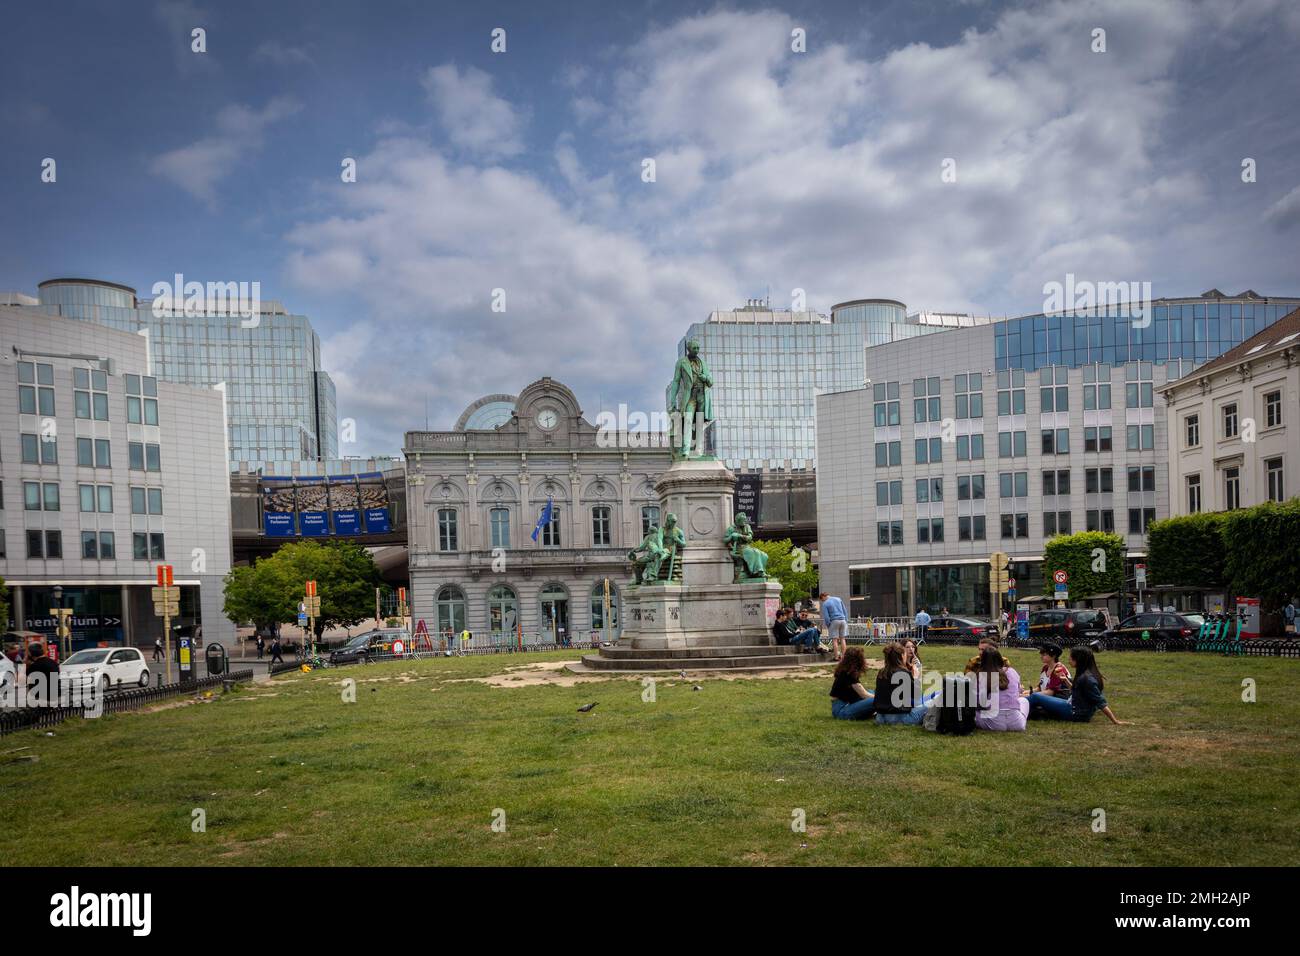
972, 647, 1029, 732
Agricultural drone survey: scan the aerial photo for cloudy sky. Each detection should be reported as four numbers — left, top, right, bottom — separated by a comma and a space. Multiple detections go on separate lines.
3, 0, 1298, 456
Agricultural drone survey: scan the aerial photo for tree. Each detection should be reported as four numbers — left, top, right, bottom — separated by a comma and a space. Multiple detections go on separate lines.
223, 540, 382, 636
1040, 531, 1125, 599
1146, 512, 1228, 589
1222, 498, 1300, 612
752, 539, 819, 606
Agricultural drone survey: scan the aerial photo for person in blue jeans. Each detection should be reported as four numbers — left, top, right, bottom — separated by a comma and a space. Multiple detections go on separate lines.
873, 642, 940, 725
913, 607, 931, 644
829, 647, 875, 719
1026, 646, 1129, 724
773, 607, 825, 653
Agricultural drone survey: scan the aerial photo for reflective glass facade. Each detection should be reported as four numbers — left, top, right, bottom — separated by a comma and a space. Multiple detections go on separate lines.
31, 279, 338, 468
677, 300, 942, 469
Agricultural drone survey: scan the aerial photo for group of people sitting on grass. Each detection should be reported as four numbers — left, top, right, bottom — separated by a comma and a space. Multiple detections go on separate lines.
829, 636, 1129, 729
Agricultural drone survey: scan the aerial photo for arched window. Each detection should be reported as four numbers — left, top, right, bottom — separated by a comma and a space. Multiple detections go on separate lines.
436, 585, 466, 635
487, 585, 517, 643
591, 506, 611, 546
591, 580, 619, 636
539, 583, 569, 644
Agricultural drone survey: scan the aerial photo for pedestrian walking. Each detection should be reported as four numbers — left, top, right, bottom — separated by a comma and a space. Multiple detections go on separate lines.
1285, 596, 1298, 634
152, 637, 164, 662
269, 636, 284, 664
914, 606, 931, 643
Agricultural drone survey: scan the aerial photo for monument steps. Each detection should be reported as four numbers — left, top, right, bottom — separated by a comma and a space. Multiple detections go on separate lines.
595, 644, 804, 659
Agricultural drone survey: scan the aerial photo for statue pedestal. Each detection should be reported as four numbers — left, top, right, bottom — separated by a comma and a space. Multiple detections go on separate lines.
578, 457, 809, 671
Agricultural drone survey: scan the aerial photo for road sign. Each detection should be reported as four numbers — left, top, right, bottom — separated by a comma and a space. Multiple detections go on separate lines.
298, 612, 308, 626
151, 585, 181, 601
304, 596, 321, 616
1053, 569, 1068, 585
305, 580, 317, 597
397, 587, 407, 605
1008, 577, 1016, 589
1135, 564, 1147, 586
156, 564, 174, 587
989, 551, 1009, 570
392, 638, 405, 656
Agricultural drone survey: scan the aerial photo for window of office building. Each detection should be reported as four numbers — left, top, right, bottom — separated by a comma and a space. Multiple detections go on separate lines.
1124, 363, 1154, 408
999, 472, 1028, 498
876, 520, 903, 546
1224, 468, 1241, 510
18, 361, 55, 416
1086, 509, 1116, 533
24, 481, 60, 512
73, 367, 110, 421
592, 506, 612, 546
1041, 428, 1069, 455
912, 376, 942, 423
954, 372, 983, 419
1000, 512, 1029, 539
437, 509, 459, 551
1082, 365, 1111, 409
1042, 469, 1071, 495
1266, 457, 1284, 502
1185, 414, 1200, 448
1084, 426, 1113, 453
958, 515, 986, 541
998, 430, 1027, 458
1126, 424, 1155, 451
1186, 473, 1202, 513
124, 373, 160, 425
29, 529, 63, 559
915, 477, 943, 502
129, 441, 161, 471
1127, 465, 1156, 492
875, 480, 903, 506
956, 433, 984, 461
1085, 467, 1114, 494
872, 382, 901, 427
1043, 511, 1072, 536
914, 437, 942, 464
916, 517, 944, 543
132, 532, 165, 560
874, 440, 902, 467
1039, 366, 1069, 412
130, 486, 164, 515
1265, 390, 1283, 429
490, 507, 510, 548
21, 432, 58, 465
957, 475, 985, 500
1128, 507, 1156, 533
996, 369, 1026, 415
1222, 402, 1238, 439
79, 484, 113, 513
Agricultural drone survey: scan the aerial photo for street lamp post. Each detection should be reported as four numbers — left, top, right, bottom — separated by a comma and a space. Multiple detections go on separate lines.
51, 585, 70, 662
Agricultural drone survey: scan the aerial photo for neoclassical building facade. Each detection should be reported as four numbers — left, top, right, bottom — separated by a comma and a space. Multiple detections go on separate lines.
403, 378, 672, 644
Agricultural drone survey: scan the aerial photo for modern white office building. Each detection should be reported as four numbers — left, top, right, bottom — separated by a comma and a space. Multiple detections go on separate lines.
816, 290, 1300, 618
6, 278, 338, 469
1, 305, 234, 652
1161, 307, 1299, 516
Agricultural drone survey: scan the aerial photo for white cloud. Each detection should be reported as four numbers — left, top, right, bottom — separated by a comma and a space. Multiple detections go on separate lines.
253, 40, 314, 67
151, 96, 300, 205
422, 63, 525, 159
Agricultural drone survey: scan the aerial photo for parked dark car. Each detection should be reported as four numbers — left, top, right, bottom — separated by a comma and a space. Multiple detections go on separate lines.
926, 616, 999, 642
1102, 611, 1203, 645
1025, 608, 1112, 644
328, 629, 408, 665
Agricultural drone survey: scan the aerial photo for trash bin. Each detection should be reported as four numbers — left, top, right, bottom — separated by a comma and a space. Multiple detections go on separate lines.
205, 642, 228, 676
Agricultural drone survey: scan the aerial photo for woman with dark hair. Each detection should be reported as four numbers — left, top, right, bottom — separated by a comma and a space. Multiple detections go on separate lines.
829, 647, 875, 720
1024, 642, 1072, 699
874, 642, 938, 725
972, 647, 1028, 732
1026, 646, 1129, 724
902, 638, 923, 681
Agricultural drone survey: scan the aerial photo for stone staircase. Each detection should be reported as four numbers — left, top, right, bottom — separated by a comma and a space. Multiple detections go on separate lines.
577, 643, 828, 672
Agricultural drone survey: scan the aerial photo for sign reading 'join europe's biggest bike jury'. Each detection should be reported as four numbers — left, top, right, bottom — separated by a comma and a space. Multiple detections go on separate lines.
262, 472, 392, 537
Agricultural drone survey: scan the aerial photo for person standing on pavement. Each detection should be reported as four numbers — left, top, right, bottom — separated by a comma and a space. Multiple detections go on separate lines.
819, 592, 849, 662
255, 633, 265, 659
153, 637, 164, 662
24, 643, 60, 705
1285, 597, 1298, 635
914, 606, 932, 643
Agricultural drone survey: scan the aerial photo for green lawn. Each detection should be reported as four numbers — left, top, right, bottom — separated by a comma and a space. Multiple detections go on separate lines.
3, 647, 1298, 866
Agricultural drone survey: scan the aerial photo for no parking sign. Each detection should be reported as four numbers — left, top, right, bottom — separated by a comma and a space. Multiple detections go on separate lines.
391, 638, 405, 656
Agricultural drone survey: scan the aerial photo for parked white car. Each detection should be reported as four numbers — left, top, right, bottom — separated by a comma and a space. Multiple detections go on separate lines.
59, 647, 151, 692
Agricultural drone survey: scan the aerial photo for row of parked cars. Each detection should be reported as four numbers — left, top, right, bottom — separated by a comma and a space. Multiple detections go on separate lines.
919, 608, 1206, 647
1, 645, 153, 697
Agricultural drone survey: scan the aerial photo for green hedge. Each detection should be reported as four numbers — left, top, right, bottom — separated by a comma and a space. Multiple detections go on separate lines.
1146, 511, 1229, 589
1041, 531, 1126, 599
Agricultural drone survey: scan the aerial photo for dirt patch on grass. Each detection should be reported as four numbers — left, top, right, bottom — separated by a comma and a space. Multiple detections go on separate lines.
445, 660, 847, 688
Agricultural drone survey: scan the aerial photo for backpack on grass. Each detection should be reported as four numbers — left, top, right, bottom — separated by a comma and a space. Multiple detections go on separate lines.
932, 675, 977, 736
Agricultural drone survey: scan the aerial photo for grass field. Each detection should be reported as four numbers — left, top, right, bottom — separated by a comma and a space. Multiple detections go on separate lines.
3, 646, 1298, 866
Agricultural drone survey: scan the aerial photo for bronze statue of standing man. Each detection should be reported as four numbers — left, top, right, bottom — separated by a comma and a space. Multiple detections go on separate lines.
667, 338, 713, 459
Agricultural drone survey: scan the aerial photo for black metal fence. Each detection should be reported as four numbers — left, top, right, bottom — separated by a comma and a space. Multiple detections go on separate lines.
0, 669, 255, 737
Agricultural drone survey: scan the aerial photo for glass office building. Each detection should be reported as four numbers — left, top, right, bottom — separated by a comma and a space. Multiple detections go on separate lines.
23, 278, 338, 469
676, 298, 945, 470
815, 290, 1300, 619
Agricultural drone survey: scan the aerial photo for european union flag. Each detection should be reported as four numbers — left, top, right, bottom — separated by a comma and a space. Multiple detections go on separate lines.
531, 497, 554, 542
